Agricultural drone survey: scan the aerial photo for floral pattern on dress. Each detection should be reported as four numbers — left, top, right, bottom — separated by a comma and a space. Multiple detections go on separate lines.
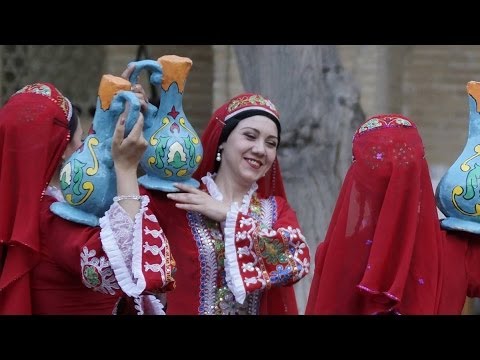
80, 246, 120, 295
187, 192, 309, 314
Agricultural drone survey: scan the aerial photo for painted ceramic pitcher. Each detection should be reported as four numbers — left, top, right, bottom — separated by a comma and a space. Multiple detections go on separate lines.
436, 81, 480, 234
50, 74, 141, 226
128, 55, 203, 192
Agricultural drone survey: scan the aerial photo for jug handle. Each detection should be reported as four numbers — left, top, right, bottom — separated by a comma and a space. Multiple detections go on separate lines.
127, 59, 163, 88
110, 91, 141, 136
127, 59, 163, 126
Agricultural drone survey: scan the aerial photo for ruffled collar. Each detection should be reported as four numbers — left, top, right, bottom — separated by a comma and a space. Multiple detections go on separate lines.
201, 172, 258, 215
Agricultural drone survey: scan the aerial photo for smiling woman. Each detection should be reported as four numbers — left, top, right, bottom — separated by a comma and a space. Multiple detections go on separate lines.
140, 92, 311, 314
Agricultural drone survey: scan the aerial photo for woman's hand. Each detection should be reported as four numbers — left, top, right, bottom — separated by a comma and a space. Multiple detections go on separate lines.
111, 105, 148, 219
166, 183, 230, 223
112, 104, 148, 173
121, 64, 149, 112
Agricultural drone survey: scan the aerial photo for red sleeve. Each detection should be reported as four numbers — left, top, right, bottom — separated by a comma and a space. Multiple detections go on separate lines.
99, 202, 176, 297
40, 196, 121, 296
224, 195, 310, 304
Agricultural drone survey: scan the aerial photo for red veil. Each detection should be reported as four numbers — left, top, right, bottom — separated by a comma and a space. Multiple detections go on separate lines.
193, 93, 296, 314
306, 114, 443, 314
0, 83, 72, 314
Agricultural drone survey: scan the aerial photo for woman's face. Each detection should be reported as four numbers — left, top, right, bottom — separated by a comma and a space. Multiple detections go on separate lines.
63, 118, 84, 161
219, 115, 278, 186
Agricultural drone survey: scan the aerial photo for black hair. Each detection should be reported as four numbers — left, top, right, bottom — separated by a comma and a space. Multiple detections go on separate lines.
214, 109, 281, 172
68, 105, 79, 142
72, 103, 82, 116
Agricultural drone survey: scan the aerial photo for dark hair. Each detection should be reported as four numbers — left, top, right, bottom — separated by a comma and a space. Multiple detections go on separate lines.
218, 109, 281, 146
214, 109, 281, 172
68, 105, 79, 141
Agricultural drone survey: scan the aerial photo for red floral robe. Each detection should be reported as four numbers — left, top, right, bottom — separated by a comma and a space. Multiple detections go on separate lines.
143, 174, 310, 315
31, 189, 175, 315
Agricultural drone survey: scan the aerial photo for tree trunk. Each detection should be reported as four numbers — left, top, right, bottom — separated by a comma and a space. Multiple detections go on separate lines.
375, 45, 410, 114
233, 45, 365, 313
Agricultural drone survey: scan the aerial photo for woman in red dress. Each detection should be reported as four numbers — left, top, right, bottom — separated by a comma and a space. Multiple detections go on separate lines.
305, 113, 480, 315
142, 92, 311, 314
0, 83, 175, 314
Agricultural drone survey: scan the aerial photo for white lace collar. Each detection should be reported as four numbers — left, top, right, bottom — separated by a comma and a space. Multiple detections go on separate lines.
201, 172, 258, 214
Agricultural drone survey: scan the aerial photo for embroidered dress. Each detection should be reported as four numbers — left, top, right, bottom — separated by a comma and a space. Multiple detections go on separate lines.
31, 187, 175, 315
0, 82, 175, 314
142, 91, 310, 314
143, 173, 310, 315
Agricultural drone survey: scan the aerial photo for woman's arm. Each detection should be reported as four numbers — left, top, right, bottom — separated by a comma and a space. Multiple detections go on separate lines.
223, 195, 310, 304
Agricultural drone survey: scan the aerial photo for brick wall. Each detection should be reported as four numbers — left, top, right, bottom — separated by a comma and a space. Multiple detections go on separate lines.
338, 45, 480, 169
212, 45, 244, 111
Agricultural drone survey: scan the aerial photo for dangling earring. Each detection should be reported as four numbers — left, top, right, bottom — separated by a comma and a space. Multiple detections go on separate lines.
216, 151, 221, 162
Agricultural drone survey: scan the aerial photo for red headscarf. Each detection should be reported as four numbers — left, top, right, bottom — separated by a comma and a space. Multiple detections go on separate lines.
193, 93, 297, 314
305, 114, 443, 315
0, 83, 73, 314
194, 93, 286, 199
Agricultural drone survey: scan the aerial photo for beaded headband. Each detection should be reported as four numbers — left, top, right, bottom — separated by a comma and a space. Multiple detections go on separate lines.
224, 94, 279, 122
354, 114, 415, 139
13, 83, 73, 122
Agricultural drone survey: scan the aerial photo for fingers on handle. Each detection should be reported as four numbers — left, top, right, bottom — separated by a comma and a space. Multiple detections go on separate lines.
113, 112, 127, 143
121, 64, 135, 80
128, 112, 145, 139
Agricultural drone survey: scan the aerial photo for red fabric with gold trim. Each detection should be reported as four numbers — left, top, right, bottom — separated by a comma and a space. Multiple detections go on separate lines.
0, 83, 73, 314
223, 93, 280, 122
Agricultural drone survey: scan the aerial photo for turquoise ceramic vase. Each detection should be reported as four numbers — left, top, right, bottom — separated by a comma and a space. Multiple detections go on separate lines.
50, 75, 140, 226
128, 55, 203, 192
436, 81, 480, 234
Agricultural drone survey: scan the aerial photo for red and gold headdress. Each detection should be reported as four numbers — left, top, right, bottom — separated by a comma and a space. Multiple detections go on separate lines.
354, 114, 415, 139
224, 93, 279, 122
12, 82, 73, 122
194, 92, 285, 199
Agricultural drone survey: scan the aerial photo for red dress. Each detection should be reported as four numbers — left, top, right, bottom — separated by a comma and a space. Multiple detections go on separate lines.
32, 195, 119, 314
306, 114, 450, 314
435, 230, 480, 314
0, 83, 174, 314
143, 174, 310, 315
29, 193, 175, 315
305, 114, 480, 315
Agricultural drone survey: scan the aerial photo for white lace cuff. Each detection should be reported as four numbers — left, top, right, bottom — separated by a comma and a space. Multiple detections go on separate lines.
99, 195, 149, 297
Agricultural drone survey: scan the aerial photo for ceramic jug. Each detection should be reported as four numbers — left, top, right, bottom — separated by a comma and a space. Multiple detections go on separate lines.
436, 81, 480, 234
128, 55, 203, 192
50, 74, 140, 226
